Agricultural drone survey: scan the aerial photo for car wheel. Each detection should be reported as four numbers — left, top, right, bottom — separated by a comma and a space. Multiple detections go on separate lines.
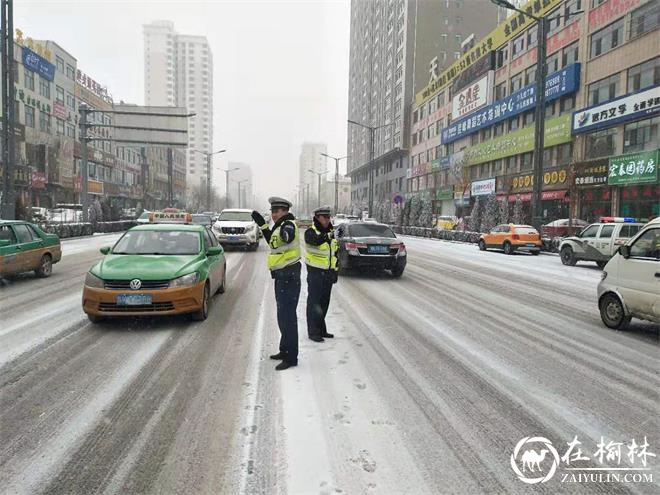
87, 314, 104, 324
478, 240, 486, 251
391, 266, 404, 278
35, 254, 53, 278
599, 293, 631, 330
596, 260, 607, 269
503, 241, 514, 255
560, 246, 577, 266
192, 283, 210, 321
216, 265, 226, 294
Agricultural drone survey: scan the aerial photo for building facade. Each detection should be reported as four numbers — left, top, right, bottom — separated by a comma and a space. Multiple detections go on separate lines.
409, 0, 659, 224
298, 142, 327, 210
320, 173, 352, 213
346, 0, 499, 212
144, 21, 214, 198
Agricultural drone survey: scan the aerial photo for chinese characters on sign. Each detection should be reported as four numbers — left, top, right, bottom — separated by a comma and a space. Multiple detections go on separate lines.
76, 69, 112, 103
576, 163, 608, 186
452, 72, 493, 120
22, 47, 55, 82
608, 150, 658, 186
572, 85, 660, 134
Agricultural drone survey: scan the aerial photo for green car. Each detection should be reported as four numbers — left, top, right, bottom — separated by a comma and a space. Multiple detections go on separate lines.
0, 220, 62, 278
82, 222, 227, 322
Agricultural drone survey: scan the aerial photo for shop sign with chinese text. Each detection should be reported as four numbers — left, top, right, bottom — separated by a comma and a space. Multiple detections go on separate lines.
608, 150, 658, 186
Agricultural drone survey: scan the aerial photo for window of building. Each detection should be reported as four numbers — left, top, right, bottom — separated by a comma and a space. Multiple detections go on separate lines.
556, 143, 572, 165
437, 91, 445, 107
505, 156, 517, 173
24, 69, 35, 90
510, 72, 524, 92
56, 56, 64, 73
509, 116, 519, 131
543, 147, 553, 168
67, 92, 75, 109
413, 109, 419, 123
66, 124, 75, 138
471, 133, 480, 145
548, 8, 563, 34
39, 78, 50, 98
39, 110, 50, 133
56, 118, 65, 135
523, 110, 534, 126
564, 0, 582, 24
591, 0, 607, 7
546, 52, 560, 74
527, 25, 538, 49
25, 106, 35, 127
493, 122, 505, 137
560, 94, 576, 113
562, 41, 579, 66
525, 66, 537, 86
521, 152, 533, 171
482, 126, 492, 140
56, 85, 64, 103
492, 159, 503, 175
588, 74, 619, 105
546, 101, 557, 118
629, 1, 659, 40
495, 82, 507, 100
623, 117, 659, 153
627, 57, 660, 92
496, 46, 509, 69
585, 128, 619, 158
66, 64, 75, 79
590, 19, 623, 58
454, 51, 461, 60
512, 34, 525, 58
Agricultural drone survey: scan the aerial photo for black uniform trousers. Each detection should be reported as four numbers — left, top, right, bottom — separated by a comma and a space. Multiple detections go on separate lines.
273, 262, 301, 364
306, 266, 335, 338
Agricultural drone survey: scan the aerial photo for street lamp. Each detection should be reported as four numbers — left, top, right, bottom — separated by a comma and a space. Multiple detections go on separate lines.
321, 152, 347, 214
308, 168, 328, 210
193, 148, 226, 211
490, 0, 582, 229
223, 165, 240, 209
236, 179, 248, 208
347, 119, 393, 217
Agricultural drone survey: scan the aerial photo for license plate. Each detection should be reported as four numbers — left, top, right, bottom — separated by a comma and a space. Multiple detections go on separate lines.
368, 245, 389, 254
229, 236, 239, 241
117, 294, 152, 305
526, 243, 536, 247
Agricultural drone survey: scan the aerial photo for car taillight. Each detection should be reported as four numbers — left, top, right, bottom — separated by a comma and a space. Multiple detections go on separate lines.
512, 234, 520, 240
346, 242, 366, 250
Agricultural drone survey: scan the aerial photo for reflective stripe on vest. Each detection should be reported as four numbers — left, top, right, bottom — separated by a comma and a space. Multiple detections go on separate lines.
267, 221, 301, 271
305, 225, 338, 270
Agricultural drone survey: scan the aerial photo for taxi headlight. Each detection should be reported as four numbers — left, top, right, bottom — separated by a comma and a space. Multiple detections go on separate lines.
85, 272, 104, 288
170, 272, 200, 288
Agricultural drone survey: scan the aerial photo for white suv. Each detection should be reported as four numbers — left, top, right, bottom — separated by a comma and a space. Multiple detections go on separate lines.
212, 209, 260, 250
597, 217, 660, 329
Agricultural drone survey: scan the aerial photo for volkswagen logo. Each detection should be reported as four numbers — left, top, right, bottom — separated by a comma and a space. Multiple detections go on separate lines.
129, 279, 142, 290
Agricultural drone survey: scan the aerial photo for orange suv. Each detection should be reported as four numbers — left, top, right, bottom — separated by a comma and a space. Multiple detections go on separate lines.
478, 224, 542, 255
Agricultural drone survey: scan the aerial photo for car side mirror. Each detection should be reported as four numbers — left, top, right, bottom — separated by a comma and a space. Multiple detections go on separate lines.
618, 245, 630, 259
100, 246, 111, 255
207, 246, 223, 256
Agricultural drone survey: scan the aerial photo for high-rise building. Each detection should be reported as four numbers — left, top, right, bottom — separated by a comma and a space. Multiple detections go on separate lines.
298, 142, 327, 211
143, 21, 213, 198
346, 0, 499, 211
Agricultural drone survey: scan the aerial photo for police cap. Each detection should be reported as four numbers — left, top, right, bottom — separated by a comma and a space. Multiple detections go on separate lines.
268, 196, 292, 210
313, 205, 332, 216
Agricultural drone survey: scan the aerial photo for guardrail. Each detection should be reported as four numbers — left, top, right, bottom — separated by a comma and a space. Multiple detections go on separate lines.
38, 220, 137, 239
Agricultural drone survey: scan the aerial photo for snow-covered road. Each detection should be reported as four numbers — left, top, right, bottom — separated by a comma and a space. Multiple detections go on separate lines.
0, 235, 657, 494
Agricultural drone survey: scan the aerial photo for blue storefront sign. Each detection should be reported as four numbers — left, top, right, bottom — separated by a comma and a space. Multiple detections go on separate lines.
440, 63, 580, 145
22, 47, 55, 82
572, 84, 660, 134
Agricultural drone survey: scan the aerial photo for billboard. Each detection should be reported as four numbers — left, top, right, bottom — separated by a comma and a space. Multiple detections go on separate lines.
112, 105, 190, 147
452, 72, 494, 121
441, 63, 580, 145
22, 47, 55, 82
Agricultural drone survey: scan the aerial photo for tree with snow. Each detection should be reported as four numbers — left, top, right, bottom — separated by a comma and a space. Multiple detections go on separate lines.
418, 197, 434, 227
513, 197, 524, 224
402, 197, 412, 226
408, 195, 422, 227
469, 196, 483, 232
499, 199, 509, 225
480, 193, 499, 233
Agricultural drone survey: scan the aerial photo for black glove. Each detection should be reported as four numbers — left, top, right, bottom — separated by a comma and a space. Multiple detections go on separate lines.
251, 210, 266, 226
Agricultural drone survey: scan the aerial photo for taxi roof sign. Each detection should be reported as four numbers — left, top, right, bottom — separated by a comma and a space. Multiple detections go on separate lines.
150, 211, 193, 224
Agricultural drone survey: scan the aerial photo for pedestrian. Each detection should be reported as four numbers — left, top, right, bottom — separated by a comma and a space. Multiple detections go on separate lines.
304, 205, 339, 342
251, 197, 301, 371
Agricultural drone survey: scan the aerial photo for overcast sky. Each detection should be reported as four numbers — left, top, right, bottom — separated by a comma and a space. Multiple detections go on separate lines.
18, 0, 350, 208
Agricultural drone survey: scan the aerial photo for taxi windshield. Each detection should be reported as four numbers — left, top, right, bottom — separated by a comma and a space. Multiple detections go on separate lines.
113, 230, 200, 255
218, 211, 253, 222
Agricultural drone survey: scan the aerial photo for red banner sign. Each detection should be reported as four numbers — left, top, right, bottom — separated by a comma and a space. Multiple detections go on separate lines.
31, 171, 47, 189
589, 0, 642, 31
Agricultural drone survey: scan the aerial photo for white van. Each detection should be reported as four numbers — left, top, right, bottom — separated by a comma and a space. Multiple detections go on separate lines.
597, 217, 660, 329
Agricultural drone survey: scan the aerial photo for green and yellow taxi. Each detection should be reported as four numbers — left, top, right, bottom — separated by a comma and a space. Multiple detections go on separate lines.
82, 212, 227, 323
0, 220, 62, 278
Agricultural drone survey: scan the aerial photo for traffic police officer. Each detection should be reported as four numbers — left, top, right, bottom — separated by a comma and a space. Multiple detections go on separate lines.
251, 197, 301, 370
304, 205, 339, 342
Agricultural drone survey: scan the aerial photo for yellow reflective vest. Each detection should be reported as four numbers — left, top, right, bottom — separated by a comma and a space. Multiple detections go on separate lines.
266, 221, 301, 272
305, 225, 338, 271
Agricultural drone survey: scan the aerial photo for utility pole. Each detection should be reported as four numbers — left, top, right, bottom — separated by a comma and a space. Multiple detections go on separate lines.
192, 148, 226, 211
308, 169, 328, 209
140, 147, 148, 211
80, 105, 90, 222
237, 179, 248, 208
321, 152, 347, 214
167, 147, 174, 207
223, 164, 239, 208
1, 0, 16, 219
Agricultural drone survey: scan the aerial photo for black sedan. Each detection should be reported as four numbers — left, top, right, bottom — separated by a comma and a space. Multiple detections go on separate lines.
336, 222, 407, 277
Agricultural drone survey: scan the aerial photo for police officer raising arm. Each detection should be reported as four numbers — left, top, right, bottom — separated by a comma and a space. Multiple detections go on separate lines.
304, 206, 339, 342
251, 197, 301, 371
